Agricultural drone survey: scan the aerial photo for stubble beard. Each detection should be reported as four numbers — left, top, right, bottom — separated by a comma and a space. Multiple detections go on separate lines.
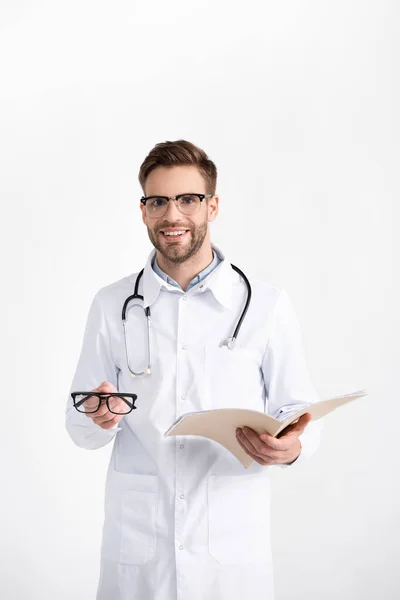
147, 219, 208, 265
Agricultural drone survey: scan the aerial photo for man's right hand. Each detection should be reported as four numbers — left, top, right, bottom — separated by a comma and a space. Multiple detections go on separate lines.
84, 381, 126, 430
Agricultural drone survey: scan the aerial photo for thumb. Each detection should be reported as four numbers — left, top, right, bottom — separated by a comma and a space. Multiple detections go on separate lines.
93, 381, 117, 393
300, 412, 312, 424
278, 412, 312, 438
296, 412, 312, 432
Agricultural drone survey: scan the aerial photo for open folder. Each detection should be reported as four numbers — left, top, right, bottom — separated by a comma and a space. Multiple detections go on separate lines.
164, 389, 367, 468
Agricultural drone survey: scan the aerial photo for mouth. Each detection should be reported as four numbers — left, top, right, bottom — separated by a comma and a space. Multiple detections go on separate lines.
159, 229, 190, 241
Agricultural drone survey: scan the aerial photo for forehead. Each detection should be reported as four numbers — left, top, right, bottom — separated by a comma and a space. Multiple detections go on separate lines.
145, 165, 206, 196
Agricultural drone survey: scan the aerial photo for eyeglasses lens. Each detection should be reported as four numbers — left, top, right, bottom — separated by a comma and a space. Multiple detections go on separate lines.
146, 194, 201, 217
107, 395, 134, 415
73, 394, 101, 414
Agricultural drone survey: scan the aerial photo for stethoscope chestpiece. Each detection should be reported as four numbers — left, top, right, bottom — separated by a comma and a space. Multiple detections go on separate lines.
129, 367, 152, 378
220, 337, 237, 350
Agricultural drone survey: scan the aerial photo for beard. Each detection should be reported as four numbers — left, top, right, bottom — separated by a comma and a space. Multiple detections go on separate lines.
147, 218, 208, 264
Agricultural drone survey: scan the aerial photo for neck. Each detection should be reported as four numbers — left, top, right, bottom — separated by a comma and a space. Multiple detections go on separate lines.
156, 243, 214, 291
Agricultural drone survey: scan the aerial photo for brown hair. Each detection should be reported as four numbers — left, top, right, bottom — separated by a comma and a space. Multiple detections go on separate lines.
138, 139, 217, 195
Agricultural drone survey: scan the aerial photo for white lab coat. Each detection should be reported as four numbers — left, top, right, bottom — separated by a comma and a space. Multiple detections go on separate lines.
65, 244, 322, 600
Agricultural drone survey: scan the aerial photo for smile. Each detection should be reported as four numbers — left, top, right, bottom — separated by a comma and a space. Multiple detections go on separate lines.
161, 230, 189, 237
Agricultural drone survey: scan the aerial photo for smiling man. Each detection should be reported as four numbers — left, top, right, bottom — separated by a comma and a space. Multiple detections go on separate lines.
142, 163, 214, 291
66, 139, 322, 600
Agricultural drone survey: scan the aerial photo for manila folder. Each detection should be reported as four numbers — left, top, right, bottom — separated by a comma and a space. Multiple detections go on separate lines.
164, 389, 367, 468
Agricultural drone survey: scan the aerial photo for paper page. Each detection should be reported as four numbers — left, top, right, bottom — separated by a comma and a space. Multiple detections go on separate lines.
275, 389, 367, 435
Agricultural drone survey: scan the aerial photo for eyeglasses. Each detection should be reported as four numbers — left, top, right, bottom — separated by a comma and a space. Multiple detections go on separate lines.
71, 392, 137, 415
140, 193, 212, 218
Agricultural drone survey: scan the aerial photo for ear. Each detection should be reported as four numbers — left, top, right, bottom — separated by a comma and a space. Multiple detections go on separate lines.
207, 195, 219, 222
140, 202, 147, 226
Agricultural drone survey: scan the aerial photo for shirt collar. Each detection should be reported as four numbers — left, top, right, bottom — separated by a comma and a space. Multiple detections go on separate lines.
141, 243, 234, 310
152, 248, 219, 289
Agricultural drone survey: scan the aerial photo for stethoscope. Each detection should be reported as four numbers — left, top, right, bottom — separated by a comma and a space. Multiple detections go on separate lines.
121, 264, 252, 377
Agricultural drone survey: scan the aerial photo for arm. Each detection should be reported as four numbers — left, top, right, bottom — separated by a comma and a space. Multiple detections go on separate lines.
261, 289, 323, 468
65, 290, 122, 450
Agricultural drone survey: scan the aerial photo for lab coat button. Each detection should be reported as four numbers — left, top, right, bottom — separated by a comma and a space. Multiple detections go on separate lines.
182, 344, 187, 350
179, 545, 184, 550
181, 395, 187, 401
180, 444, 184, 449
180, 494, 185, 499
182, 296, 187, 301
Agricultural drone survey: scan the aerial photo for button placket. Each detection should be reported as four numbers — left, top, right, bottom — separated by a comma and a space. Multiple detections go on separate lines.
175, 293, 189, 561
178, 299, 189, 408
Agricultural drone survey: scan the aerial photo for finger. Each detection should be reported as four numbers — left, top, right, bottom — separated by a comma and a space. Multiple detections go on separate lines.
84, 396, 109, 418
94, 396, 129, 423
236, 435, 270, 466
92, 411, 118, 425
242, 427, 290, 454
93, 381, 117, 393
81, 395, 100, 410
237, 428, 279, 461
92, 406, 112, 421
272, 413, 312, 441
91, 396, 129, 424
259, 431, 292, 451
87, 382, 119, 417
97, 415, 121, 430
282, 413, 312, 437
300, 413, 312, 426
91, 402, 119, 423
238, 427, 261, 454
107, 396, 127, 413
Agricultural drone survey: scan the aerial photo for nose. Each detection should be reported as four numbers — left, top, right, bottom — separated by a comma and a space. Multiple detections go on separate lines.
163, 198, 182, 220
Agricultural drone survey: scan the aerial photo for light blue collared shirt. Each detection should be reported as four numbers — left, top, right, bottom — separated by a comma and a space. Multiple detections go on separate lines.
152, 250, 221, 291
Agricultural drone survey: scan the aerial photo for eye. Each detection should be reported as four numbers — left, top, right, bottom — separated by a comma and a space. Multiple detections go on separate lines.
148, 196, 167, 208
180, 194, 198, 204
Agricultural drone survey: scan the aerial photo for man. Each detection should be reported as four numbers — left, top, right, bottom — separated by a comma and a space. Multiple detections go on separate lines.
66, 139, 322, 599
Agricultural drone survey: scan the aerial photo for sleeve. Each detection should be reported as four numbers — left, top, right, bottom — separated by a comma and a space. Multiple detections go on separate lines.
261, 289, 323, 469
65, 290, 122, 450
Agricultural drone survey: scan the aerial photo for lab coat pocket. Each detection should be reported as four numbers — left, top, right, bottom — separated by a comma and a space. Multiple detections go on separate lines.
103, 470, 159, 566
207, 473, 272, 564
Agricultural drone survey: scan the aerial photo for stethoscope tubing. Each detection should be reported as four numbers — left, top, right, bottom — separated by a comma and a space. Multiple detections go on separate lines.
121, 264, 251, 377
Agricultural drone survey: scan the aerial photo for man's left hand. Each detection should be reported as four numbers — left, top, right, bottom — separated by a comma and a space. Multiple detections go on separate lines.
235, 413, 312, 466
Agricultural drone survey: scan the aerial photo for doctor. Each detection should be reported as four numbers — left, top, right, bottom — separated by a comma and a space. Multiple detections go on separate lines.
66, 139, 322, 600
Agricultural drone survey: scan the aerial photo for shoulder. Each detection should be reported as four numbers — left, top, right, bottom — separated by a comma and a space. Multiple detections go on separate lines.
240, 273, 302, 343
93, 271, 141, 311
246, 274, 301, 330
230, 264, 286, 315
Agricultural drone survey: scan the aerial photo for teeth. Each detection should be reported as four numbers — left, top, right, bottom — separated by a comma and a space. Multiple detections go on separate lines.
164, 231, 186, 236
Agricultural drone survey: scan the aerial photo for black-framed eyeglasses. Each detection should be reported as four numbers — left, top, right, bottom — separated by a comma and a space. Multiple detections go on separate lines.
140, 193, 212, 218
71, 392, 137, 415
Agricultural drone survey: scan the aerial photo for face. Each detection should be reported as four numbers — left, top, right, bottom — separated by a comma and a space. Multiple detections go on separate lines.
140, 165, 219, 264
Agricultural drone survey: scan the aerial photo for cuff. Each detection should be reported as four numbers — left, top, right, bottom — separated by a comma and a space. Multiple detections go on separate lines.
277, 418, 323, 469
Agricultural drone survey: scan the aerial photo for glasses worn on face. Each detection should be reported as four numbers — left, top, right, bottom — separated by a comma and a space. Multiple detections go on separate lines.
71, 392, 137, 415
140, 193, 212, 218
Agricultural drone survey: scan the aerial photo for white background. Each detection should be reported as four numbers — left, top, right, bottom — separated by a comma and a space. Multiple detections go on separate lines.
1, 1, 399, 599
